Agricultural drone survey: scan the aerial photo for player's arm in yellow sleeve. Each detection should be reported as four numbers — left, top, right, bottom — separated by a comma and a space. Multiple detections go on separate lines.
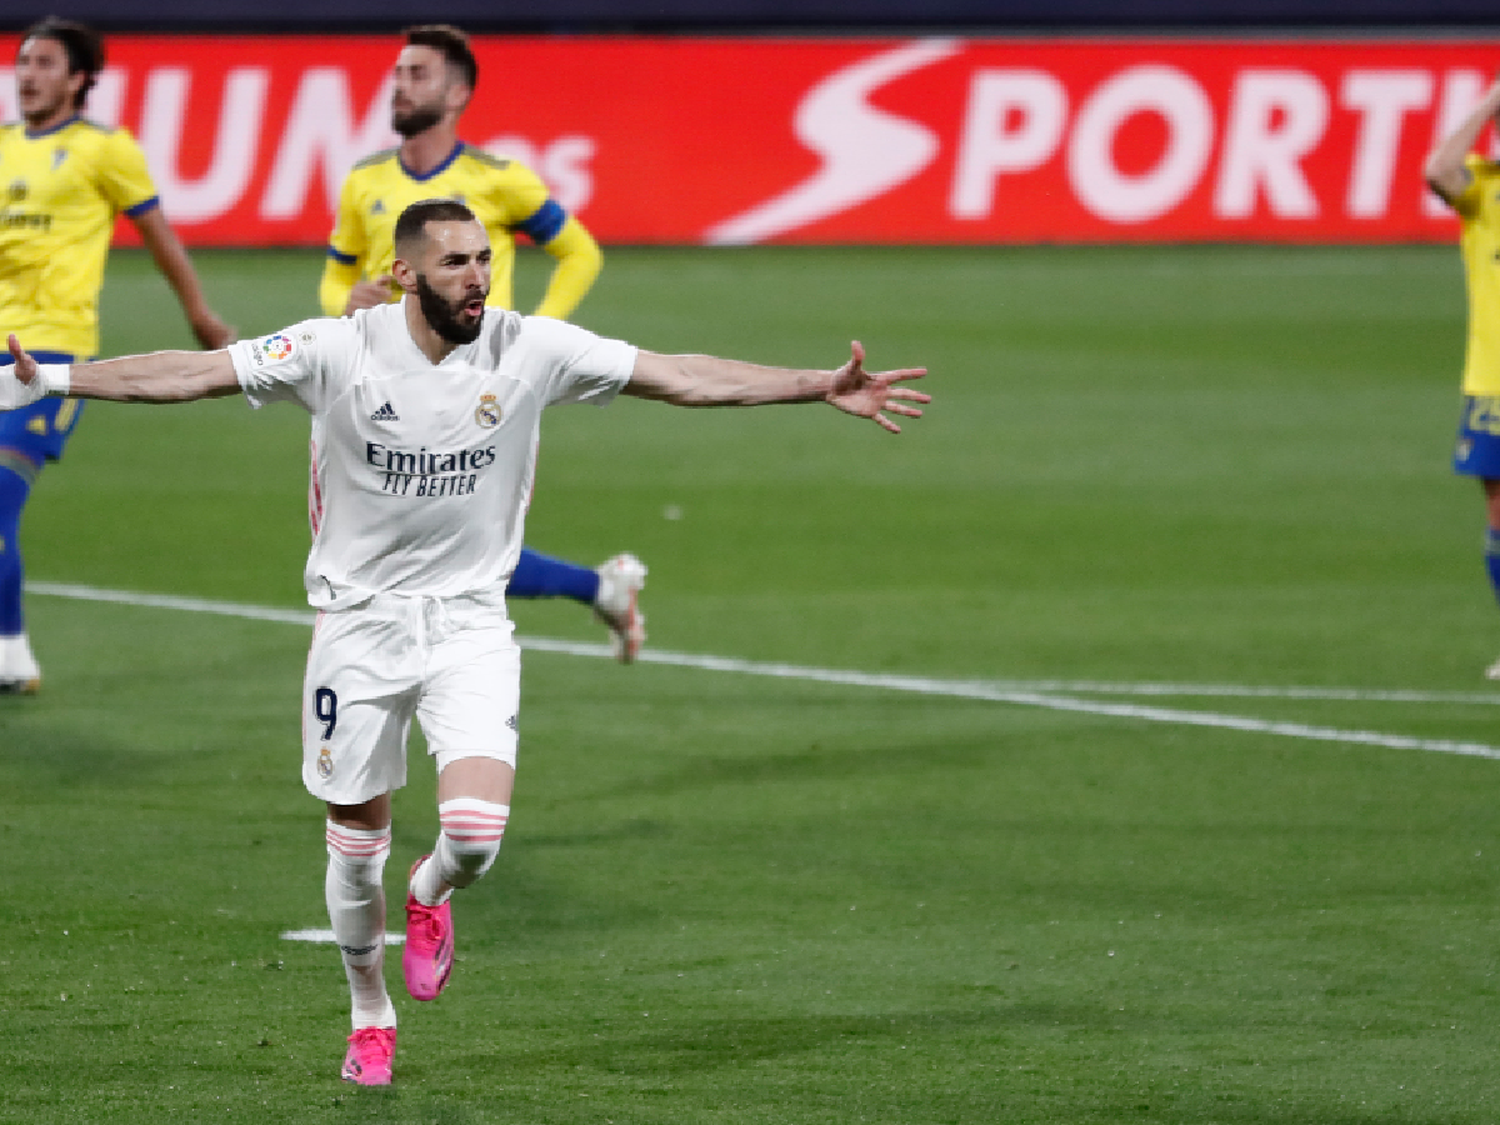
533, 214, 603, 320
319, 174, 390, 316
99, 128, 233, 347
507, 185, 603, 320
319, 252, 364, 318
1426, 77, 1500, 211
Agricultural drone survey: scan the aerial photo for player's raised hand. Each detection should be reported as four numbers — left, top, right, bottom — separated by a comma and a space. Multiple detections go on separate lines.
1, 334, 47, 411
825, 340, 929, 434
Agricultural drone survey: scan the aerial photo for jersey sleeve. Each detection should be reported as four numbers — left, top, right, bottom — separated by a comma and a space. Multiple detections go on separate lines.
228, 320, 337, 413
531, 214, 603, 320
96, 128, 159, 215
521, 316, 637, 407
326, 172, 369, 275
487, 160, 554, 233
1452, 154, 1492, 219
319, 255, 363, 318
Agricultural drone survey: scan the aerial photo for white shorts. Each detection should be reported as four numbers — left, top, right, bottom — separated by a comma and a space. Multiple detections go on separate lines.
301, 590, 520, 805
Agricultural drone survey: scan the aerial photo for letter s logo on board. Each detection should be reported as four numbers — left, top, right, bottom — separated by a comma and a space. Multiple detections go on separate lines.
704, 39, 962, 246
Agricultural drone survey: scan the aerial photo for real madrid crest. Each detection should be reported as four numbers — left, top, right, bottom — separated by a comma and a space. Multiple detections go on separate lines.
475, 394, 502, 428
317, 745, 334, 780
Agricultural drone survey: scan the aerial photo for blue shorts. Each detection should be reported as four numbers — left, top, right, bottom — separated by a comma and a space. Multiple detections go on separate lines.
0, 352, 86, 465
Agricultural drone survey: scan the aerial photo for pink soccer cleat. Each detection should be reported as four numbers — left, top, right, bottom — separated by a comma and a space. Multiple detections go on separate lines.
341, 1026, 395, 1086
402, 856, 454, 1001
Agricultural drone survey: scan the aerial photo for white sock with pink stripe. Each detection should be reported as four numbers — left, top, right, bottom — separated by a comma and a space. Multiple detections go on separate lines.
411, 799, 510, 907
325, 820, 396, 1030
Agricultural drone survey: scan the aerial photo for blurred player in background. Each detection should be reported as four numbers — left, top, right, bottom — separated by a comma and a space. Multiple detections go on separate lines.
1, 197, 929, 1086
321, 24, 646, 662
0, 17, 233, 693
1425, 76, 1500, 678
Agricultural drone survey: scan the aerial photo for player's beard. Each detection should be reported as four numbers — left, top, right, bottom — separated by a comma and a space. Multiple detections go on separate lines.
392, 102, 444, 139
415, 274, 486, 345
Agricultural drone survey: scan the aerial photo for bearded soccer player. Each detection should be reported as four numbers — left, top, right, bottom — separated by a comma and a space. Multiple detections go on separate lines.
321, 24, 646, 661
1426, 76, 1500, 678
0, 18, 233, 692
1, 197, 929, 1085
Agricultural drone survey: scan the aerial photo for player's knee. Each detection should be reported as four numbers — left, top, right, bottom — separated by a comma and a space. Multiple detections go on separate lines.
438, 798, 508, 888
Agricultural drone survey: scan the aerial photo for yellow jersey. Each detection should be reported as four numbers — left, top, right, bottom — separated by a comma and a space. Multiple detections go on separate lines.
320, 142, 601, 320
0, 116, 158, 357
1453, 155, 1500, 397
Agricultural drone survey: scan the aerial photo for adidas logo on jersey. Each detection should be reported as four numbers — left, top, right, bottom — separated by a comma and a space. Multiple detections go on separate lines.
370, 402, 400, 422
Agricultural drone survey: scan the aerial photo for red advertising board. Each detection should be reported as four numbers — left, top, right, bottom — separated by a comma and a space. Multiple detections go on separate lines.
2, 34, 1497, 245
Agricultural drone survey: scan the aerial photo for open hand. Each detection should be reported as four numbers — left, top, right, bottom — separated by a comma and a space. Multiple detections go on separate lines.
825, 340, 929, 434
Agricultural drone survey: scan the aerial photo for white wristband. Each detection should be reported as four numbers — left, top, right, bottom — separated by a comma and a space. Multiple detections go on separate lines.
36, 363, 71, 396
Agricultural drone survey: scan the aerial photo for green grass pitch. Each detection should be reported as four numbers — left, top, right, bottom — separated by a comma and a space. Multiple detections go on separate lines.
3, 243, 1500, 1123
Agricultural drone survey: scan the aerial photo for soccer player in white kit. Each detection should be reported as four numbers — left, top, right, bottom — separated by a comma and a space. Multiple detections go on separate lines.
0, 198, 930, 1086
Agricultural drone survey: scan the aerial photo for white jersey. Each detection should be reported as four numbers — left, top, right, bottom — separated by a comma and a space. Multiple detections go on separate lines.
227, 300, 636, 609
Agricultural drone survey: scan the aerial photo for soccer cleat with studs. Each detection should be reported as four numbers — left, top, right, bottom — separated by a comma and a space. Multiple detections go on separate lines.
341, 1026, 395, 1086
402, 855, 454, 1001
0, 636, 41, 695
592, 553, 647, 664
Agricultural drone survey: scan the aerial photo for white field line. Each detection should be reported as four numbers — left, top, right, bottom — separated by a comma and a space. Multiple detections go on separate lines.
280, 928, 404, 945
29, 580, 1500, 761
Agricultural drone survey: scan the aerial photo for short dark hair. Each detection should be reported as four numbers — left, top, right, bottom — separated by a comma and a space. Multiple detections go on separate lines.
394, 198, 479, 256
402, 24, 477, 91
22, 18, 105, 110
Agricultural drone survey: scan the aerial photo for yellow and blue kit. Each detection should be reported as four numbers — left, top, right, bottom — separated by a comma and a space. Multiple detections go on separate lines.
0, 115, 159, 358
1452, 155, 1500, 478
318, 142, 601, 320
0, 114, 150, 636
0, 351, 84, 635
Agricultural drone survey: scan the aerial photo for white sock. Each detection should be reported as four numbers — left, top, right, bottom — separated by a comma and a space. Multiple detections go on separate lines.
0, 634, 39, 679
325, 821, 396, 1030
411, 799, 509, 907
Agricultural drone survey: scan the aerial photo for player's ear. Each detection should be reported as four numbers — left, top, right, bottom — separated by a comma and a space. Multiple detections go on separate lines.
390, 256, 418, 293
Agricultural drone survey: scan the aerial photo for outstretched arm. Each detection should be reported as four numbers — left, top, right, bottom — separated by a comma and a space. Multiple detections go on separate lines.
624, 340, 929, 434
3, 334, 241, 409
1426, 77, 1500, 204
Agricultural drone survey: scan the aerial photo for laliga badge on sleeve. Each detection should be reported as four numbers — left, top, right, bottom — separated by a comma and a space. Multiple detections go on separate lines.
260, 332, 296, 363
